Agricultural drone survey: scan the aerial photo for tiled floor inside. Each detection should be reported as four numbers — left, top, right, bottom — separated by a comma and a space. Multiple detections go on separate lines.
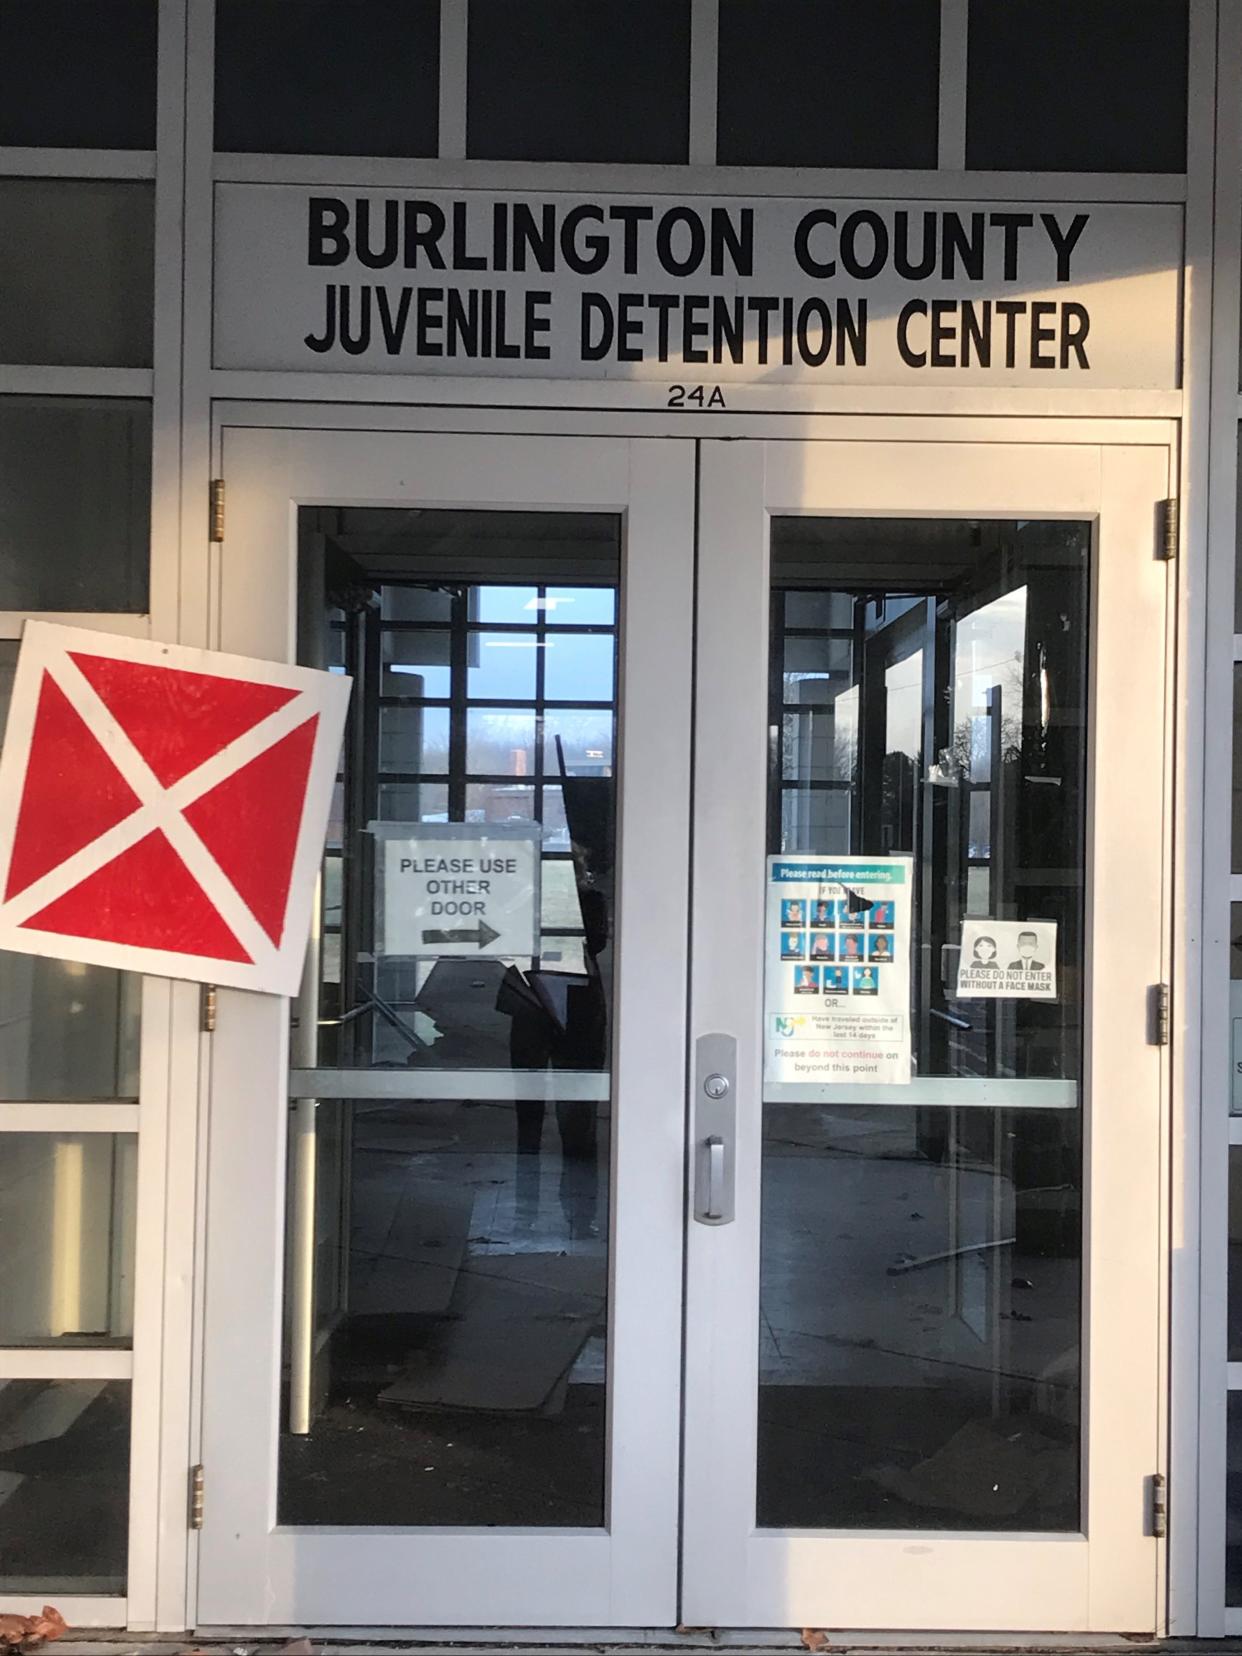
2, 1098, 1082, 1588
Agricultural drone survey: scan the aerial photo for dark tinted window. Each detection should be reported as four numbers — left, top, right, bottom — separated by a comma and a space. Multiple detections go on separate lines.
0, 397, 151, 612
0, 0, 157, 149
0, 180, 154, 368
468, 0, 691, 163
717, 0, 939, 168
215, 0, 440, 156
967, 0, 1187, 173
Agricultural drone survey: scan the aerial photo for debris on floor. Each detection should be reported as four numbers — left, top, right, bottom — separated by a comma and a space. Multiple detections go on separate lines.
0, 1607, 67, 1650
866, 1415, 1076, 1520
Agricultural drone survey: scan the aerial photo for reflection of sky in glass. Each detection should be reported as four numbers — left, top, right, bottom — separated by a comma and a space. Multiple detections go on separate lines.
476, 586, 538, 623
952, 587, 1027, 754
969, 715, 993, 785
466, 708, 537, 774
475, 585, 616, 625
545, 586, 616, 624
467, 633, 539, 698
884, 648, 923, 762
541, 786, 569, 849
832, 684, 859, 784
544, 632, 614, 700
543, 709, 613, 774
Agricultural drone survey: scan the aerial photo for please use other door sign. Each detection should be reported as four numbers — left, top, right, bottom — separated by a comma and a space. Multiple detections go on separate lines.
375, 820, 541, 959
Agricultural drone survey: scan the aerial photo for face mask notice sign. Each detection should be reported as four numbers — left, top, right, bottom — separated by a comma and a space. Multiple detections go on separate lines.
764, 855, 912, 1088
955, 918, 1058, 999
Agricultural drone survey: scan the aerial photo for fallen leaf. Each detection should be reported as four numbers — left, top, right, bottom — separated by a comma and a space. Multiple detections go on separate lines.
800, 1630, 829, 1652
0, 1608, 68, 1650
32, 1612, 64, 1644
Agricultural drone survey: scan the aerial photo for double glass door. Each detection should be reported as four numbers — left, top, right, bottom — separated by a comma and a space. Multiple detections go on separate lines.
198, 422, 1169, 1633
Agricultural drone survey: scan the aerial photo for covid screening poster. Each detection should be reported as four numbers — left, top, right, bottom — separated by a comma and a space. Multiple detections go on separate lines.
764, 855, 913, 1088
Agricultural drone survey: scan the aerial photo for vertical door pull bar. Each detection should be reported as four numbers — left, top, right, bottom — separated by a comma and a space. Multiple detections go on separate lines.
703, 1135, 726, 1219
694, 1033, 737, 1225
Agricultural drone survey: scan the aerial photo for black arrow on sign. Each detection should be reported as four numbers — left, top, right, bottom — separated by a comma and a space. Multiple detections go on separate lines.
422, 920, 501, 949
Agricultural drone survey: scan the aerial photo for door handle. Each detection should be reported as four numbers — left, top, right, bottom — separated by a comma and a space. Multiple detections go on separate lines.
694, 1033, 736, 1225
703, 1135, 726, 1219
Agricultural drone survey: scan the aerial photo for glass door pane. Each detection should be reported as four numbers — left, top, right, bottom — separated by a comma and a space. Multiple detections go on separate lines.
200, 428, 691, 1628
760, 518, 1089, 1531
281, 508, 620, 1527
684, 437, 1166, 1634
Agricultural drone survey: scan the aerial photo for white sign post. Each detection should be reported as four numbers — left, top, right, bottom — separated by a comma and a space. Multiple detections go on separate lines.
376, 821, 541, 959
764, 854, 913, 1087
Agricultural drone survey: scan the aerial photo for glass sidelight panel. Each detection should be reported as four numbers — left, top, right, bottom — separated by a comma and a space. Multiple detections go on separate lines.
0, 1379, 131, 1593
0, 1134, 137, 1346
759, 518, 1089, 1531
279, 508, 619, 1526
0, 956, 140, 1102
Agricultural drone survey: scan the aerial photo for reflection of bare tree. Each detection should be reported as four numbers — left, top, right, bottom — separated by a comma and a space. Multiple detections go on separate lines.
948, 698, 1023, 783
826, 687, 859, 784
832, 721, 859, 783
388, 717, 615, 779
949, 614, 1027, 780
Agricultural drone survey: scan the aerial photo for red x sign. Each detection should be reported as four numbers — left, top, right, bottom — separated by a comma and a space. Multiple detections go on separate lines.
0, 623, 351, 995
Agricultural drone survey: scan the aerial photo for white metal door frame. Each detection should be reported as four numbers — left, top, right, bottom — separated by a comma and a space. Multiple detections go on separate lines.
191, 406, 1178, 1636
682, 435, 1174, 1632
195, 426, 694, 1627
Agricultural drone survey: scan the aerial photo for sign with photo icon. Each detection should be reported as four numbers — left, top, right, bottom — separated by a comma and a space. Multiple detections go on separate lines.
764, 854, 912, 1086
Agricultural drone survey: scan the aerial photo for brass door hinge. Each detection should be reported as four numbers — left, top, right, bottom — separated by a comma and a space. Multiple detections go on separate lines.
1149, 1471, 1167, 1538
201, 984, 218, 1034
189, 1463, 205, 1530
1158, 497, 1178, 561
1150, 983, 1170, 1047
209, 478, 225, 543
